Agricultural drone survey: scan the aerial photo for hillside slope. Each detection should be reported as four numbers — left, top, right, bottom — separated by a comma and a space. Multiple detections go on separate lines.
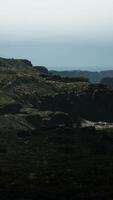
1, 58, 113, 199
0, 58, 113, 132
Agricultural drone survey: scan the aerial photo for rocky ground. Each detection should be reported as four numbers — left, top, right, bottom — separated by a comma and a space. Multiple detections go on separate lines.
81, 119, 113, 130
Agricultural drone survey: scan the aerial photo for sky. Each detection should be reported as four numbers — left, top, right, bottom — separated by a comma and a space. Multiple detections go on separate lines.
0, 0, 113, 70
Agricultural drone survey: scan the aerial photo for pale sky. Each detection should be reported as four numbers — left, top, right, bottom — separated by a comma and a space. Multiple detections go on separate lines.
0, 0, 113, 70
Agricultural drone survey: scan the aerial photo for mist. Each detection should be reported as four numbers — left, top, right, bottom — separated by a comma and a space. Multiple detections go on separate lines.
0, 0, 113, 70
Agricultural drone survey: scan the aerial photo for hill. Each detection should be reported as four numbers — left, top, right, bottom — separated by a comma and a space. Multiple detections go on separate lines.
1, 57, 113, 130
1, 57, 113, 199
0, 57, 89, 132
101, 77, 113, 89
50, 69, 113, 83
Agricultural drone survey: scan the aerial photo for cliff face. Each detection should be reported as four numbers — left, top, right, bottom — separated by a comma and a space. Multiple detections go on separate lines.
35, 87, 113, 122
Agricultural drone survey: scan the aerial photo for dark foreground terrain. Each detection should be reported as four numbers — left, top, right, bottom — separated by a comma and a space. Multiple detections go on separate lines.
1, 127, 113, 200
1, 58, 113, 199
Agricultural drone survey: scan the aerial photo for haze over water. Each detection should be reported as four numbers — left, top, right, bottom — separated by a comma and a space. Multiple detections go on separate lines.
0, 0, 113, 70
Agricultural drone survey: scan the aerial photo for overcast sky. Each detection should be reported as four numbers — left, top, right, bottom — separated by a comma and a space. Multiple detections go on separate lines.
0, 0, 113, 70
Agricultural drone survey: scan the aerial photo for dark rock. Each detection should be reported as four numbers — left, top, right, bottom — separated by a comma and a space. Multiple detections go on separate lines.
17, 130, 31, 139
0, 103, 22, 115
